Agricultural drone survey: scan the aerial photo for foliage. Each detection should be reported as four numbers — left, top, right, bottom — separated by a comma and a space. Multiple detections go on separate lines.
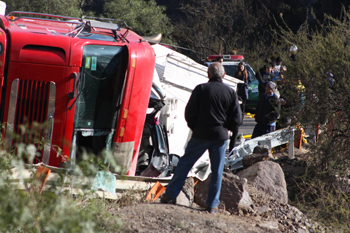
272, 6, 350, 229
102, 0, 173, 40
292, 169, 350, 230
3, 0, 88, 17
3, 0, 174, 43
171, 0, 273, 61
0, 146, 123, 232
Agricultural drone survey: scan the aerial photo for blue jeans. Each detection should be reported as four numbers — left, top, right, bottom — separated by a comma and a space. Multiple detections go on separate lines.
165, 137, 228, 208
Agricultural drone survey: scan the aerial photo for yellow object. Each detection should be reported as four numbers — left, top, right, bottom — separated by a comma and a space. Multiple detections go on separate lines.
296, 124, 307, 144
245, 114, 255, 118
302, 137, 307, 144
296, 80, 305, 93
296, 123, 302, 130
237, 135, 252, 139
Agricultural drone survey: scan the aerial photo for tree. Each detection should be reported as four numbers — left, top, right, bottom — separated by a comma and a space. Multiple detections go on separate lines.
4, 0, 88, 17
103, 0, 173, 40
170, 0, 275, 62
271, 7, 350, 228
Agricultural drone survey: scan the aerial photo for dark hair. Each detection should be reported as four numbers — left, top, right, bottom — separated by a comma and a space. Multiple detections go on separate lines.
235, 62, 248, 80
276, 56, 282, 63
216, 56, 223, 61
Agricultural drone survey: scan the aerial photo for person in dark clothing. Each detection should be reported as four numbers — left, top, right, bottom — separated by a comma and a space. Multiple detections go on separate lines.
161, 63, 242, 213
235, 61, 252, 116
228, 62, 251, 151
252, 81, 281, 138
257, 63, 273, 97
216, 55, 223, 64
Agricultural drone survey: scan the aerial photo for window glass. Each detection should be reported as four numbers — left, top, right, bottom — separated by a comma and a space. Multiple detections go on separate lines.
74, 45, 127, 129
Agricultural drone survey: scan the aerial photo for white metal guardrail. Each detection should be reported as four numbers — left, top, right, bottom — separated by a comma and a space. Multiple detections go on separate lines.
225, 128, 296, 171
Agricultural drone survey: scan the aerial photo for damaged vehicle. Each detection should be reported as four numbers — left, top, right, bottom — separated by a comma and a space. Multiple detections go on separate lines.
0, 8, 156, 175
137, 83, 180, 177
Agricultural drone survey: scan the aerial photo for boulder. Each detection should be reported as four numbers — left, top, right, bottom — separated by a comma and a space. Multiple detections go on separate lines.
194, 172, 253, 214
176, 177, 194, 206
242, 145, 274, 168
253, 145, 272, 155
237, 161, 288, 204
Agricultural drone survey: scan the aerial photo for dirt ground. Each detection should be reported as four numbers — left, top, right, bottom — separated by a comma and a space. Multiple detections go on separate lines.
112, 146, 318, 233
115, 203, 280, 233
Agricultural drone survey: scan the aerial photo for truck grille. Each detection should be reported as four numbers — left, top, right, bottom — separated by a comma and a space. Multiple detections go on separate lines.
6, 79, 56, 164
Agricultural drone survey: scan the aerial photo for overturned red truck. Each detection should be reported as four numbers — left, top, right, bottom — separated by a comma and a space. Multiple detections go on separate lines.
0, 10, 157, 175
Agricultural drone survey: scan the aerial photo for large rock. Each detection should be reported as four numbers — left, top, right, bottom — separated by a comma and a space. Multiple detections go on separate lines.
242, 145, 274, 168
176, 177, 194, 207
237, 161, 288, 204
194, 172, 253, 214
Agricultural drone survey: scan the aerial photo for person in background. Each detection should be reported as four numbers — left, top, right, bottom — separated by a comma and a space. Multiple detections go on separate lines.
228, 62, 251, 151
272, 65, 287, 84
275, 56, 283, 74
270, 61, 277, 76
257, 63, 273, 97
216, 56, 223, 64
252, 81, 281, 138
161, 63, 242, 214
235, 62, 252, 118
289, 45, 298, 61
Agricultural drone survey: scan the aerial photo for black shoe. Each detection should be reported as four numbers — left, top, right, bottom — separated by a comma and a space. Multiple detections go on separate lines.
160, 195, 176, 204
206, 207, 218, 214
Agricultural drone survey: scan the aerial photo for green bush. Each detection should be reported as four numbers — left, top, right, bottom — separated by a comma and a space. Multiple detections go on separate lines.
0, 148, 122, 232
271, 7, 350, 230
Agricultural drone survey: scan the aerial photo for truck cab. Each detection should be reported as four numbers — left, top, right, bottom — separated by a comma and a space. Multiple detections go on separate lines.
0, 11, 155, 175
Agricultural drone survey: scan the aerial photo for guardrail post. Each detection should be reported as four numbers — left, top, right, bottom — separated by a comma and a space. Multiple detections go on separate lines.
288, 140, 294, 159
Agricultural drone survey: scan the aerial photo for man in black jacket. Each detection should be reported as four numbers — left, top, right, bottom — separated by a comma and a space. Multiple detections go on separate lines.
161, 63, 242, 213
252, 81, 281, 138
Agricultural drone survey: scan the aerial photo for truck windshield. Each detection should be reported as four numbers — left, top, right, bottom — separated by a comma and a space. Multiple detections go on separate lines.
74, 45, 127, 130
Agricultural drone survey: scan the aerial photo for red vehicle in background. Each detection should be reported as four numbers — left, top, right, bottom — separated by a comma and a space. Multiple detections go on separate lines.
0, 10, 156, 176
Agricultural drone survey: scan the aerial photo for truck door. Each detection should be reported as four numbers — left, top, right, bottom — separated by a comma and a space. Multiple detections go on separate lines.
71, 45, 128, 163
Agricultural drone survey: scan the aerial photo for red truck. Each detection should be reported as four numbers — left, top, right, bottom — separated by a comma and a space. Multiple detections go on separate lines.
0, 11, 156, 176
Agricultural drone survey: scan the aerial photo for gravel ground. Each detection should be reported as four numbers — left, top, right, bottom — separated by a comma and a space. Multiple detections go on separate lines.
111, 146, 329, 233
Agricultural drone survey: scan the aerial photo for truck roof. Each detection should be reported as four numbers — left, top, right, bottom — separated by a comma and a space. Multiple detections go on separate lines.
3, 11, 145, 44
